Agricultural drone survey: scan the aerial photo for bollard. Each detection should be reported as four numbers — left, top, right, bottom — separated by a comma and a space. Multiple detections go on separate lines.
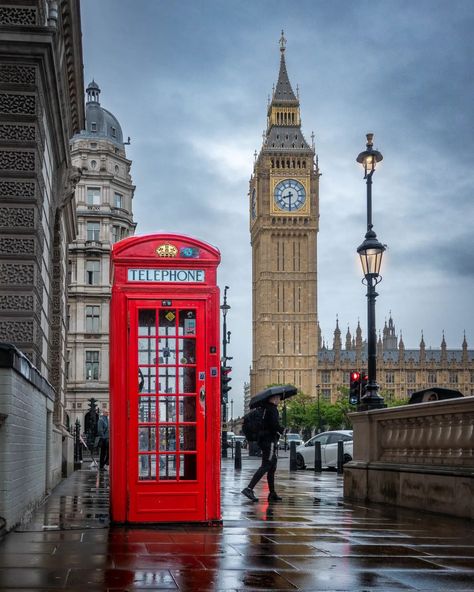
337, 440, 344, 474
234, 440, 242, 470
314, 441, 322, 473
289, 440, 297, 471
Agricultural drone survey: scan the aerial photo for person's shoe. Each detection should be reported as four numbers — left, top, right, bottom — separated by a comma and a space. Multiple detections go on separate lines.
241, 487, 258, 502
268, 492, 283, 501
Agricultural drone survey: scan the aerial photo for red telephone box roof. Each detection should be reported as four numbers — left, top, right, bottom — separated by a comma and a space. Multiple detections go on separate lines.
112, 233, 221, 264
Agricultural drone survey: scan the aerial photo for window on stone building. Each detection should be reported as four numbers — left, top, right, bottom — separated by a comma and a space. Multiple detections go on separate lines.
470, 372, 474, 383
86, 260, 100, 285
449, 372, 458, 384
428, 371, 437, 384
111, 225, 120, 243
114, 192, 123, 208
87, 221, 100, 241
91, 123, 97, 132
321, 371, 330, 384
386, 372, 395, 384
87, 187, 101, 205
86, 305, 100, 333
321, 389, 331, 401
407, 371, 416, 384
85, 351, 99, 381
66, 350, 70, 380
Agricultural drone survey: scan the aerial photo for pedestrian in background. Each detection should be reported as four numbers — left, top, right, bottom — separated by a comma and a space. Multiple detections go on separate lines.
242, 393, 285, 502
97, 408, 110, 470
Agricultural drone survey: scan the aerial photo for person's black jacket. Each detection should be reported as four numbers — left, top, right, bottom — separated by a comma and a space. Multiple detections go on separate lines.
258, 401, 284, 446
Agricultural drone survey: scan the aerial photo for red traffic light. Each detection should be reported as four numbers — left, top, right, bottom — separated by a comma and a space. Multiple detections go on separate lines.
351, 371, 360, 381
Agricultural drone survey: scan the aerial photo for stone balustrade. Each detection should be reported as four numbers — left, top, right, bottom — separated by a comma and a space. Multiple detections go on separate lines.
344, 396, 474, 519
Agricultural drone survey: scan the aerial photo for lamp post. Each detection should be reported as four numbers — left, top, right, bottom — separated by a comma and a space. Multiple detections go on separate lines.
356, 133, 386, 411
316, 384, 322, 433
220, 286, 231, 457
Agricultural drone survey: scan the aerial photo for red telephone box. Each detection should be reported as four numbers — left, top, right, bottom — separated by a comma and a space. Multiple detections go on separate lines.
109, 233, 221, 524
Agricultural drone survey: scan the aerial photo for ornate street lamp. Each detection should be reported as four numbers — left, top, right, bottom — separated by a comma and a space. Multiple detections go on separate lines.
356, 133, 386, 410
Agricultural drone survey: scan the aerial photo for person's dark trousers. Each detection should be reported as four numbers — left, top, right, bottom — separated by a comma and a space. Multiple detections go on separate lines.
248, 442, 277, 493
99, 438, 109, 469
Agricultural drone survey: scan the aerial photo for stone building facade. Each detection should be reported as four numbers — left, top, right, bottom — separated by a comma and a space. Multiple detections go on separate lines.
66, 81, 136, 425
0, 0, 84, 428
249, 33, 319, 397
317, 316, 474, 402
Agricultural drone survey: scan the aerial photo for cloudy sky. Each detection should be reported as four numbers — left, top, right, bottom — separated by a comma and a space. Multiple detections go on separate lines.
81, 0, 474, 417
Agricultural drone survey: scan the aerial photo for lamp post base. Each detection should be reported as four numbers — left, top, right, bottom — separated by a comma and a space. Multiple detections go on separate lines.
357, 385, 386, 411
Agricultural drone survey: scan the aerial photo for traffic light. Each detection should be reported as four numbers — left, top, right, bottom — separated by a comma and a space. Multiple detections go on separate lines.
349, 371, 361, 405
361, 373, 368, 397
221, 365, 232, 404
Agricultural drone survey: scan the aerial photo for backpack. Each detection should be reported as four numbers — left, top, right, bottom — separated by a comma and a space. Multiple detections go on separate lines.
242, 407, 266, 442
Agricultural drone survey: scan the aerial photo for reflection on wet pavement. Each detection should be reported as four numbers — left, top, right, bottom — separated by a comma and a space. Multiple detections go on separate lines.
0, 456, 473, 590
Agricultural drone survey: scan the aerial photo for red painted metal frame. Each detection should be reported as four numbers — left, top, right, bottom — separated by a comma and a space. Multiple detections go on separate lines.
110, 234, 221, 524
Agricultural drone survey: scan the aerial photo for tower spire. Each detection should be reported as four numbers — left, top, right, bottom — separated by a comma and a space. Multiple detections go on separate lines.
272, 31, 298, 104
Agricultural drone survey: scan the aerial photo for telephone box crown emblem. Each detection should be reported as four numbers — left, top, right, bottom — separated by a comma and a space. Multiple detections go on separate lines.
155, 243, 178, 257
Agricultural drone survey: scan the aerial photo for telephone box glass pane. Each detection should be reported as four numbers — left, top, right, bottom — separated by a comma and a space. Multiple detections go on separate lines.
179, 454, 197, 480
179, 426, 196, 451
139, 427, 156, 451
159, 367, 176, 394
179, 310, 196, 336
159, 455, 177, 480
158, 338, 176, 364
138, 455, 156, 480
179, 339, 196, 364
139, 367, 156, 393
178, 367, 196, 393
159, 309, 177, 336
138, 310, 156, 336
159, 426, 176, 451
178, 396, 196, 422
158, 397, 176, 422
138, 397, 156, 422
138, 338, 156, 364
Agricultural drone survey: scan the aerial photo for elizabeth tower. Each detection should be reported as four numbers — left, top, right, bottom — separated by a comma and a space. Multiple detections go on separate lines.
249, 33, 320, 397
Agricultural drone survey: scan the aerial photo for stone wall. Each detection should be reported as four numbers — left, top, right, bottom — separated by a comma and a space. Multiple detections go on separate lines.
0, 343, 69, 531
344, 397, 474, 519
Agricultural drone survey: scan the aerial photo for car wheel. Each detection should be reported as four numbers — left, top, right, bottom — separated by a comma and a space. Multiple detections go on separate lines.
296, 453, 305, 470
343, 453, 352, 464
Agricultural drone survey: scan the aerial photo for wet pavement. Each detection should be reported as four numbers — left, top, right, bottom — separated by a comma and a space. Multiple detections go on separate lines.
1, 454, 474, 591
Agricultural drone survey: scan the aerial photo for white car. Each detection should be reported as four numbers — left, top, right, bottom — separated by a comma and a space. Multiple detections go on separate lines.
296, 430, 353, 469
279, 433, 303, 450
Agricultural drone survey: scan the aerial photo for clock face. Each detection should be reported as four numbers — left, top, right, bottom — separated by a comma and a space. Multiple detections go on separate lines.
274, 179, 306, 212
251, 188, 257, 219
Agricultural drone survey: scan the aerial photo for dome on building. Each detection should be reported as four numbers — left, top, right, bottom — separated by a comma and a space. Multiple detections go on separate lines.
77, 80, 124, 145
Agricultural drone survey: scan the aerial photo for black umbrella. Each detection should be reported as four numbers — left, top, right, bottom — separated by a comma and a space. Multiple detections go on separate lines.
249, 385, 298, 409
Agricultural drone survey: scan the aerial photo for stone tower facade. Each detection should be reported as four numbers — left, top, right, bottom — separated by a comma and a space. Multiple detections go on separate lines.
66, 81, 136, 424
0, 0, 84, 427
250, 33, 320, 397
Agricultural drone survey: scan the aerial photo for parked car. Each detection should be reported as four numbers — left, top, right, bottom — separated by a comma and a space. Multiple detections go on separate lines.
232, 435, 247, 449
296, 430, 353, 470
279, 433, 303, 450
408, 387, 463, 404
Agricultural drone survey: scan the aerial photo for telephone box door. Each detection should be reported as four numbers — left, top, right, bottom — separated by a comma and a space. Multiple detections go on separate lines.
128, 298, 207, 522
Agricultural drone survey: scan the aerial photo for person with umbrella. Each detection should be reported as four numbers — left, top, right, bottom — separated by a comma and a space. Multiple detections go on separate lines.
241, 385, 296, 503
